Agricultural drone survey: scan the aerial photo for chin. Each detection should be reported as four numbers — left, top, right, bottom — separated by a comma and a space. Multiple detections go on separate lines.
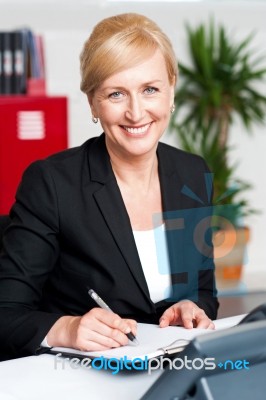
124, 142, 159, 157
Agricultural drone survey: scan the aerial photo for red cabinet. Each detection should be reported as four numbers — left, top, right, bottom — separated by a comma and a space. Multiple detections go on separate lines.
0, 96, 68, 214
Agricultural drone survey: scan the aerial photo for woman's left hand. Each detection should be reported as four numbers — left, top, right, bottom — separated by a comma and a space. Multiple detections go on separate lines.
159, 300, 215, 329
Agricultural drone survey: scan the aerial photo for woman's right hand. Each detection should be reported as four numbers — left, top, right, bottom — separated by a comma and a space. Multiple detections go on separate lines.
47, 308, 137, 351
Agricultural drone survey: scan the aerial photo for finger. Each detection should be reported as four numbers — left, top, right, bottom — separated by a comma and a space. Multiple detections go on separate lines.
159, 310, 172, 327
81, 309, 131, 346
77, 328, 124, 352
159, 317, 169, 328
193, 308, 215, 329
196, 317, 215, 329
180, 307, 194, 329
80, 318, 130, 348
88, 308, 133, 337
159, 306, 179, 328
124, 319, 138, 337
207, 321, 215, 330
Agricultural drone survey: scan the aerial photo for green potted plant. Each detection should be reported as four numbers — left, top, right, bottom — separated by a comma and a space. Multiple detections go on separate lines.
171, 20, 266, 284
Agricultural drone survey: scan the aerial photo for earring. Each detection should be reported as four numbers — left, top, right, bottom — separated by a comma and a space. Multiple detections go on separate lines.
170, 104, 175, 114
92, 116, 98, 124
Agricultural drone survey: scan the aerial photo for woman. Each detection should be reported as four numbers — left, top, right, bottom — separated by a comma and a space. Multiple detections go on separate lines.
0, 13, 218, 359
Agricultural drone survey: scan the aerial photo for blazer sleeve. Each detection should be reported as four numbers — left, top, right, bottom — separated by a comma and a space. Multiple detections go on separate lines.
0, 160, 64, 359
195, 159, 219, 319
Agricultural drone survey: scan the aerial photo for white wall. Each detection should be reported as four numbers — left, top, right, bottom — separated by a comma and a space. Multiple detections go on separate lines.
1, 0, 266, 276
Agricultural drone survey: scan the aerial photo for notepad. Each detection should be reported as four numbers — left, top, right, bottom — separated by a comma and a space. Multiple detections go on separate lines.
49, 315, 245, 361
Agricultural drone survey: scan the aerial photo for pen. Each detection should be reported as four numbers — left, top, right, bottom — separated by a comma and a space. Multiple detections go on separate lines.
88, 289, 139, 345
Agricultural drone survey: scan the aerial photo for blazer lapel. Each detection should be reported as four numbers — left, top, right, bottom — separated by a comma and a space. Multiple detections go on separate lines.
158, 145, 185, 214
157, 144, 186, 286
88, 134, 154, 308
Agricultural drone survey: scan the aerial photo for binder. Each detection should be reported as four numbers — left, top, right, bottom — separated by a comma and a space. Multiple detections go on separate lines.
23, 28, 41, 78
47, 323, 197, 361
1, 32, 13, 94
0, 28, 45, 95
0, 32, 3, 94
11, 30, 27, 94
35, 34, 45, 79
46, 315, 244, 363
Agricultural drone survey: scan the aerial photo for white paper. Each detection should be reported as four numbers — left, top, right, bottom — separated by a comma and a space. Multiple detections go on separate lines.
51, 314, 245, 361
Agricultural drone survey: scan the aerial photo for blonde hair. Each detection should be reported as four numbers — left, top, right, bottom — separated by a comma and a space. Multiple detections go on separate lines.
80, 13, 178, 95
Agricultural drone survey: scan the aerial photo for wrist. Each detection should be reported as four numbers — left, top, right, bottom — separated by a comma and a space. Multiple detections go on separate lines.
47, 315, 81, 348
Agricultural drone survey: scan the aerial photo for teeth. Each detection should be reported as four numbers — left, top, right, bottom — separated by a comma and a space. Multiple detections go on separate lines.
123, 123, 150, 134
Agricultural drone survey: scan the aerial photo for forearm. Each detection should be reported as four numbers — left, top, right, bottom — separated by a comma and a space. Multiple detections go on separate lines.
195, 295, 219, 320
0, 307, 63, 358
196, 268, 219, 320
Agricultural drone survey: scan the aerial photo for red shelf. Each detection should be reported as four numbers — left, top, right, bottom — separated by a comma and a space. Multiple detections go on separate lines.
0, 96, 68, 214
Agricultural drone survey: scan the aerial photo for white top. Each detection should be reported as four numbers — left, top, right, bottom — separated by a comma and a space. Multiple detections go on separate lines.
133, 224, 172, 303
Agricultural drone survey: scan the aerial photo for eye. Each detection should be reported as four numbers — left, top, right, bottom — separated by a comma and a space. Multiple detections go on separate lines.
144, 87, 158, 95
109, 91, 124, 100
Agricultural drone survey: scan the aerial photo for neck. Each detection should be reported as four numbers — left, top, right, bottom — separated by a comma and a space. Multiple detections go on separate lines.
107, 146, 159, 193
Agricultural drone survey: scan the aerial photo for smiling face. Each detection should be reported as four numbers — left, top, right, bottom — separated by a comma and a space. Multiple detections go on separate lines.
88, 50, 175, 161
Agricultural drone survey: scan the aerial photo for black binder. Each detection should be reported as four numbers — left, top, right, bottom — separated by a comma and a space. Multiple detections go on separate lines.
0, 32, 3, 94
1, 32, 13, 94
11, 30, 27, 94
0, 28, 44, 95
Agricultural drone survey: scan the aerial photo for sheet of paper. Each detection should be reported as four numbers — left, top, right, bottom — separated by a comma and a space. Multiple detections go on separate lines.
51, 314, 244, 361
213, 314, 245, 330
52, 323, 206, 360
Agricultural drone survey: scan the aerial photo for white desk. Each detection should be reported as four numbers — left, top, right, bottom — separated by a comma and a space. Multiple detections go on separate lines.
0, 354, 164, 400
0, 315, 244, 400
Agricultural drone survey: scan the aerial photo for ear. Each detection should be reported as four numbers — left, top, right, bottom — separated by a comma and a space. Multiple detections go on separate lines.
87, 94, 97, 118
170, 84, 175, 108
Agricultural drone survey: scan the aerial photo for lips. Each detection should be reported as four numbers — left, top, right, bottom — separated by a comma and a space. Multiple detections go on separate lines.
121, 123, 151, 135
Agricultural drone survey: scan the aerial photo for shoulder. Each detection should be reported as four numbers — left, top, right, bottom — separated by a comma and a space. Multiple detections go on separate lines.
158, 141, 210, 173
15, 137, 104, 208
157, 142, 212, 204
45, 136, 97, 166
22, 136, 99, 178
14, 137, 102, 223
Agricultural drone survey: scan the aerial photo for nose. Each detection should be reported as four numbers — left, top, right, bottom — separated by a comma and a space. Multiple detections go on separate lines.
125, 94, 143, 122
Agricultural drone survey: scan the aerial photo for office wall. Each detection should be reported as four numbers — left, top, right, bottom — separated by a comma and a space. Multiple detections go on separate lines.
0, 0, 265, 276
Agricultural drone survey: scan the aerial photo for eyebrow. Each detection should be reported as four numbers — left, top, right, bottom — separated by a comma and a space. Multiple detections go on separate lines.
101, 80, 163, 91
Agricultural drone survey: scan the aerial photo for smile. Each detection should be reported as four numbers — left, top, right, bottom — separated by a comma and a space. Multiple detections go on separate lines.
122, 123, 151, 135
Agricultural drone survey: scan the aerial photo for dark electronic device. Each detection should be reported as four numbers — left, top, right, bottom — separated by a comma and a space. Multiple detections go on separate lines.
239, 302, 266, 324
141, 310, 266, 400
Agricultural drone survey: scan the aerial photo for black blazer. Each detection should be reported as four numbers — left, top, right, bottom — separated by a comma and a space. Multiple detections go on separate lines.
0, 134, 218, 359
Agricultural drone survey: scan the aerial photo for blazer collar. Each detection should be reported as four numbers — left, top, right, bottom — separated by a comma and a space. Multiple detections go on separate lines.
87, 134, 186, 308
157, 142, 185, 213
88, 133, 114, 184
